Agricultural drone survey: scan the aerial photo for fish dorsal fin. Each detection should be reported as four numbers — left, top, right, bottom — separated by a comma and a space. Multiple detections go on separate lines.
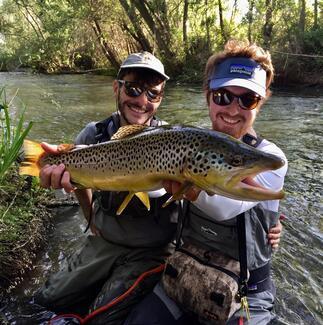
57, 143, 76, 153
57, 144, 89, 153
111, 125, 148, 140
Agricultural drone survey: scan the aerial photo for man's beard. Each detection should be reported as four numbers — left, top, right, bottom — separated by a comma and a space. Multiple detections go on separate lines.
117, 95, 154, 126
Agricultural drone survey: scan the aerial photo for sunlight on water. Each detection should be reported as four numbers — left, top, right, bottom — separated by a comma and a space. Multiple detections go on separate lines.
1, 72, 322, 324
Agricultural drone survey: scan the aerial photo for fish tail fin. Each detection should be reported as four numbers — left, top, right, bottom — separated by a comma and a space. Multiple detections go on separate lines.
19, 140, 44, 177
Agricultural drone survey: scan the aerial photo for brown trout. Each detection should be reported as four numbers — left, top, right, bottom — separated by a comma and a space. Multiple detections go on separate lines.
20, 125, 285, 214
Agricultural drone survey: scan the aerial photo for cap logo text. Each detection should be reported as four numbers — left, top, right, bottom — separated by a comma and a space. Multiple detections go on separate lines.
230, 64, 254, 76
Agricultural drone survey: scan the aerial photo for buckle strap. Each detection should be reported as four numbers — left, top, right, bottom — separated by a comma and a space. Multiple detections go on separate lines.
248, 276, 271, 294
249, 262, 271, 284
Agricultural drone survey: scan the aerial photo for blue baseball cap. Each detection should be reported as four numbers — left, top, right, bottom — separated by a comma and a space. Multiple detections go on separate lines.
209, 57, 267, 97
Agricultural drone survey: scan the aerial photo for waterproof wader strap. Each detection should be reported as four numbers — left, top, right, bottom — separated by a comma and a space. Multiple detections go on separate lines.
242, 133, 263, 148
175, 200, 189, 249
236, 213, 248, 296
84, 192, 98, 233
238, 132, 260, 294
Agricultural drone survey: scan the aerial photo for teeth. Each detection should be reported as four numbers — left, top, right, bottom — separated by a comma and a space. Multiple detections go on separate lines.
222, 116, 239, 124
129, 105, 146, 114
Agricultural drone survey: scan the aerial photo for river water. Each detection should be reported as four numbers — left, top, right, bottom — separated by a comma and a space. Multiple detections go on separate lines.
1, 72, 322, 324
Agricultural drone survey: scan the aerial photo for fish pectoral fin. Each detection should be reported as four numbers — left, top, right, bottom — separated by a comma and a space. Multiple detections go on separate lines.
111, 125, 148, 140
135, 192, 150, 211
162, 181, 194, 208
116, 191, 150, 216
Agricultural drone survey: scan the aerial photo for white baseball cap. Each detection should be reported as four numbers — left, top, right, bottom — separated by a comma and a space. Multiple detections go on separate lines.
118, 51, 169, 80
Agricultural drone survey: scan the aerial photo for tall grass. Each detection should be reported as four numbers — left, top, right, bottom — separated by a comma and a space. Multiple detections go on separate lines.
0, 88, 32, 181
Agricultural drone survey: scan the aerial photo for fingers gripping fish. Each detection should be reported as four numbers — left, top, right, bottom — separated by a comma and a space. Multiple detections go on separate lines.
19, 125, 285, 215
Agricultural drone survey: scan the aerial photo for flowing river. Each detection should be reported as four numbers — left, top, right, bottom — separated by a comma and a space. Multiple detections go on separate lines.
0, 72, 322, 324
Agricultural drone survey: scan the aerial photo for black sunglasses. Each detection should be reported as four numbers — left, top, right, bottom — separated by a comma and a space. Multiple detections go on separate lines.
118, 80, 163, 103
211, 88, 262, 110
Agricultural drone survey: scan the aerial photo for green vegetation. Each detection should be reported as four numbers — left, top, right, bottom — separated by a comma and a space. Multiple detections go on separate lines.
0, 0, 322, 84
0, 90, 52, 293
0, 88, 32, 181
0, 169, 52, 293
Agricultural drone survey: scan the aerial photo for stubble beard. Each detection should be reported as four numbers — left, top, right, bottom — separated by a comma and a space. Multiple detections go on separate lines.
117, 95, 155, 126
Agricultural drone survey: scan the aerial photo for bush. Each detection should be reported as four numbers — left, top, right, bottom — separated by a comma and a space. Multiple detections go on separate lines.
0, 88, 32, 182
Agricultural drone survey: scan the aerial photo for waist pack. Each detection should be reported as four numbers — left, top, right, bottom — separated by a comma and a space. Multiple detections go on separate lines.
162, 243, 249, 324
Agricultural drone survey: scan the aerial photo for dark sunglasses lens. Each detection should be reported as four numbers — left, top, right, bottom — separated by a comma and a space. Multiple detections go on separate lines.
125, 84, 143, 98
239, 94, 260, 110
122, 81, 162, 103
147, 90, 162, 102
213, 90, 233, 106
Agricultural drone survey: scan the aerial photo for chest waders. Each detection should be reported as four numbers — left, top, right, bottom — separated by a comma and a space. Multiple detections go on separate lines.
171, 133, 278, 323
186, 132, 277, 287
85, 113, 178, 248
40, 114, 178, 323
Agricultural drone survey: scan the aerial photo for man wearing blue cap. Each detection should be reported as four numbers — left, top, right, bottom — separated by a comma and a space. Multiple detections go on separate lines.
34, 48, 282, 323
125, 40, 287, 324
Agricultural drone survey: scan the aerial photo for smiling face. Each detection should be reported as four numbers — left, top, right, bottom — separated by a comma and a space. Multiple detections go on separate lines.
113, 71, 165, 126
207, 86, 262, 139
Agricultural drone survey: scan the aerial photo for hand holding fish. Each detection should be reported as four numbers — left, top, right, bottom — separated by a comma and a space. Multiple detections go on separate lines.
267, 220, 282, 249
163, 180, 201, 202
39, 143, 75, 193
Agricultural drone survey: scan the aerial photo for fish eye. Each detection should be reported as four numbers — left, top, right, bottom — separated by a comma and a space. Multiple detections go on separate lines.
231, 155, 243, 166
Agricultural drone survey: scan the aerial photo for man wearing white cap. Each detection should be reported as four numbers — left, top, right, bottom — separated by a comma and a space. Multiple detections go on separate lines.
35, 48, 283, 323
35, 52, 178, 321
125, 40, 288, 324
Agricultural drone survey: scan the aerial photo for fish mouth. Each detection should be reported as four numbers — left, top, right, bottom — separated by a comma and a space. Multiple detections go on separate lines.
231, 176, 285, 201
226, 156, 285, 201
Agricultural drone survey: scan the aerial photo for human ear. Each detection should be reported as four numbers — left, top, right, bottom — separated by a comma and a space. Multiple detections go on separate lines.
205, 90, 211, 106
113, 80, 119, 96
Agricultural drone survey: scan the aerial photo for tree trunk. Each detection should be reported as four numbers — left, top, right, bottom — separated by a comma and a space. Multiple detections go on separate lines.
263, 0, 274, 49
183, 0, 189, 53
131, 0, 174, 58
218, 0, 227, 43
299, 0, 306, 35
313, 0, 318, 29
298, 0, 306, 50
204, 0, 212, 52
229, 0, 238, 26
13, 0, 45, 41
247, 0, 255, 43
91, 19, 120, 69
118, 0, 153, 52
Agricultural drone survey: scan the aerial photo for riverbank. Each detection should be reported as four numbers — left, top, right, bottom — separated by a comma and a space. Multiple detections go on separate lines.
1, 61, 322, 88
0, 168, 54, 297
